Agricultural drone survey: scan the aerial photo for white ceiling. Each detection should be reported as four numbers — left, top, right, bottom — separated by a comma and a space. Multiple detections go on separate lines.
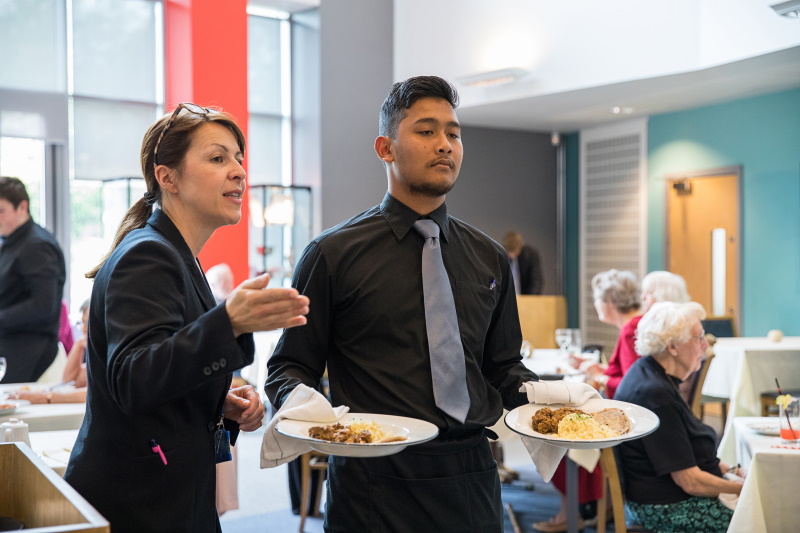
456, 45, 800, 133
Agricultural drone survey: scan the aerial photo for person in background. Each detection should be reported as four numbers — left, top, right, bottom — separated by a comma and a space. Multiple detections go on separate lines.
59, 300, 75, 354
536, 269, 642, 532
64, 103, 309, 533
205, 262, 241, 517
0, 176, 67, 384
639, 270, 697, 402
266, 76, 538, 531
207, 262, 236, 306
641, 270, 690, 313
615, 301, 743, 533
503, 231, 543, 295
10, 299, 90, 404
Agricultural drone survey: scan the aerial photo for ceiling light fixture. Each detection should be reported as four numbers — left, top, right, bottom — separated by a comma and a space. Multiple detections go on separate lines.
610, 106, 635, 115
457, 68, 528, 88
771, 0, 800, 17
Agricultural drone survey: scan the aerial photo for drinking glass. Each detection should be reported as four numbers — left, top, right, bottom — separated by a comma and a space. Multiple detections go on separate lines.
0, 357, 6, 382
567, 329, 583, 357
779, 397, 800, 443
555, 329, 571, 354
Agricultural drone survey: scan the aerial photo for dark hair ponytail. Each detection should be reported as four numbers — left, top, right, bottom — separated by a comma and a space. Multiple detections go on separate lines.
85, 198, 152, 279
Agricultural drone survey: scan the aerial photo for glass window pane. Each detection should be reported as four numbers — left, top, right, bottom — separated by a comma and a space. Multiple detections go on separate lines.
247, 114, 282, 185
248, 16, 282, 115
72, 98, 159, 180
0, 137, 46, 224
70, 177, 145, 307
0, 0, 66, 92
72, 0, 159, 102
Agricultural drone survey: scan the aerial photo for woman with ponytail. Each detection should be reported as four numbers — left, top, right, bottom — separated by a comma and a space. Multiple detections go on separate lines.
65, 103, 309, 532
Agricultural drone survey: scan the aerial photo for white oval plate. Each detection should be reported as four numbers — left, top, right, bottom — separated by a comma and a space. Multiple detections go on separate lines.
505, 399, 660, 449
276, 413, 439, 457
746, 421, 780, 436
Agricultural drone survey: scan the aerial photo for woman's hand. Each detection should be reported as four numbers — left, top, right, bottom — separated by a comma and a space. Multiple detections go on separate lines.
671, 465, 744, 497
225, 273, 310, 337
8, 391, 48, 404
223, 385, 266, 432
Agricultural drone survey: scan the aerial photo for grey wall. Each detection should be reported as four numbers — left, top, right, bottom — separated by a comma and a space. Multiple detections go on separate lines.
319, 0, 393, 229
311, 2, 558, 294
446, 126, 558, 295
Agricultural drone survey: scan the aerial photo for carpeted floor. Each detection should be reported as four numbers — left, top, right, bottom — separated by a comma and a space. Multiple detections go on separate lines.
220, 455, 614, 533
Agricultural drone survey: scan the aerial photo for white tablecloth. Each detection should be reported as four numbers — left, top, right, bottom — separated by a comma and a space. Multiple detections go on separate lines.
28, 429, 80, 476
728, 417, 800, 533
702, 337, 800, 463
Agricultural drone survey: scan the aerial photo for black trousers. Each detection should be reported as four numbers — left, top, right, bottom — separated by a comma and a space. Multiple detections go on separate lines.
324, 435, 502, 533
0, 334, 57, 383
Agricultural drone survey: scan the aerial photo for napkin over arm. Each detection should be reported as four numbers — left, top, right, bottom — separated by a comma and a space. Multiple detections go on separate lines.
260, 384, 349, 468
518, 381, 602, 481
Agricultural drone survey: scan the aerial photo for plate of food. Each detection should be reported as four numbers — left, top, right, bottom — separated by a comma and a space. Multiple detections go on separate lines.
276, 413, 439, 457
746, 421, 780, 436
505, 399, 660, 449
0, 400, 30, 417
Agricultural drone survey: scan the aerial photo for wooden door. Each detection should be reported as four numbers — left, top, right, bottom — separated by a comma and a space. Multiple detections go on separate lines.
667, 173, 740, 325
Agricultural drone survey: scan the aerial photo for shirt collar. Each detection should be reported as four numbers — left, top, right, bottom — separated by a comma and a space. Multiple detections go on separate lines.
2, 217, 34, 246
380, 192, 450, 242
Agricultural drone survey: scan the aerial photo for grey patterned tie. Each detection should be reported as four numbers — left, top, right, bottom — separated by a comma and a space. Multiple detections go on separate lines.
413, 219, 470, 423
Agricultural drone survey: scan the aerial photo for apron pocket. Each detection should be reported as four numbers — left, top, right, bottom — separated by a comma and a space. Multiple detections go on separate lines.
368, 463, 501, 533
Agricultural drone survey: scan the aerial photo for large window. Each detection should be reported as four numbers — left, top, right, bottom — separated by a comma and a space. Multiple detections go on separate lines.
248, 10, 306, 287
0, 0, 163, 314
69, 0, 163, 308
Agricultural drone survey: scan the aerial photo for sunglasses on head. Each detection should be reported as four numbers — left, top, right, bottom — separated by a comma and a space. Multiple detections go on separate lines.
152, 102, 211, 167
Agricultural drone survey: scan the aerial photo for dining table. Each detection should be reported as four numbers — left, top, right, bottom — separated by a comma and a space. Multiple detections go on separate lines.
701, 336, 800, 463
726, 416, 800, 533
0, 382, 86, 431
28, 429, 80, 476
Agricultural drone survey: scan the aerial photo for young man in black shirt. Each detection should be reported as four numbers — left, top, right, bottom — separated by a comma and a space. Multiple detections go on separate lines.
267, 76, 538, 532
0, 176, 66, 383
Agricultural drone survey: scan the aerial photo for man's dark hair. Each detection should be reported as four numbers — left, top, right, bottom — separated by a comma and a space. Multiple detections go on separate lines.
0, 176, 29, 209
379, 76, 459, 138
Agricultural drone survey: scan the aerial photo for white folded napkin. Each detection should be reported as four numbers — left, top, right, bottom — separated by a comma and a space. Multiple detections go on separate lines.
260, 384, 349, 468
520, 380, 600, 406
518, 381, 602, 482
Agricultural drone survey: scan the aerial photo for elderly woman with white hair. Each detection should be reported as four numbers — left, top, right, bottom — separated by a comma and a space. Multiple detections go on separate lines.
640, 270, 690, 313
614, 302, 743, 533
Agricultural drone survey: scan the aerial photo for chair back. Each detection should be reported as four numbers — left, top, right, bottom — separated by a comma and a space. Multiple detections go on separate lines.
597, 447, 627, 533
701, 317, 736, 338
690, 351, 716, 419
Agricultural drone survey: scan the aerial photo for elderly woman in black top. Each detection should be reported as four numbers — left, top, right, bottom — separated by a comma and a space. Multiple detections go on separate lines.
615, 301, 743, 533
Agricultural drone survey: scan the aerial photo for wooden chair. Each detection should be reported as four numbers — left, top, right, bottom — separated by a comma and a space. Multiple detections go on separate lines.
596, 448, 651, 533
298, 451, 328, 532
760, 389, 800, 417
690, 352, 715, 419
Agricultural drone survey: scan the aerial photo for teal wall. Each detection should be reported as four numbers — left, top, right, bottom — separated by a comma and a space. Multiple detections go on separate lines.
647, 88, 800, 336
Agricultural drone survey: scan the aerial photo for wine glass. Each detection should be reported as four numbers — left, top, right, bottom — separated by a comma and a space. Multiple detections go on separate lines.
0, 357, 6, 382
555, 329, 571, 355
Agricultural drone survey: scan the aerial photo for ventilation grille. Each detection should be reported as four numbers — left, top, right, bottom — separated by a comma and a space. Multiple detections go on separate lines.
580, 122, 647, 353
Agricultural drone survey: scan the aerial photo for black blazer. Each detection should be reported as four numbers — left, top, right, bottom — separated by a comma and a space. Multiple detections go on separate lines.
65, 209, 254, 533
0, 218, 66, 382
517, 244, 543, 295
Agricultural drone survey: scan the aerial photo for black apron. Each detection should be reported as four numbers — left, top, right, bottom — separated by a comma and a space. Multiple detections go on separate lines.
323, 431, 502, 533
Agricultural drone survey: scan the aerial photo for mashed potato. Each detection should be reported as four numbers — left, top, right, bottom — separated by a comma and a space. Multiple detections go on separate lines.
346, 419, 389, 442
557, 412, 617, 439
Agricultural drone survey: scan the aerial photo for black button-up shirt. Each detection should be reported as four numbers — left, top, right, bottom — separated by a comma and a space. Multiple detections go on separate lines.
0, 217, 65, 337
266, 193, 537, 436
